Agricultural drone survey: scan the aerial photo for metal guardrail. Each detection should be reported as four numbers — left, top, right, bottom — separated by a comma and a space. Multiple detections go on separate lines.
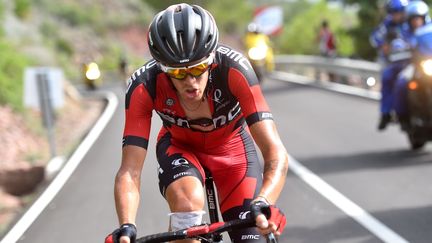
274, 55, 382, 80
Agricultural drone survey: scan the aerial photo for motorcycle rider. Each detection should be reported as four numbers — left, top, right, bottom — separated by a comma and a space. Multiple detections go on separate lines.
370, 0, 409, 130
243, 22, 275, 73
393, 0, 431, 129
82, 61, 101, 90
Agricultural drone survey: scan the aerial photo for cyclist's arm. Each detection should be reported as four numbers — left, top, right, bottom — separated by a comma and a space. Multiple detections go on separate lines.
227, 65, 288, 204
249, 120, 288, 204
115, 145, 147, 225
116, 81, 154, 226
227, 57, 288, 236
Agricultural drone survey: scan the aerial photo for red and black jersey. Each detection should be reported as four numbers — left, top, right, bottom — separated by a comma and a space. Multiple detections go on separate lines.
122, 44, 273, 150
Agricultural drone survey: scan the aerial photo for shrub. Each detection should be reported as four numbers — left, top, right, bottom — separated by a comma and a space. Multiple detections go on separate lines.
14, 0, 31, 19
0, 40, 32, 111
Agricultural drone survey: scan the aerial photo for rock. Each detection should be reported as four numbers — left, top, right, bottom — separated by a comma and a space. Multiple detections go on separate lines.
0, 162, 45, 196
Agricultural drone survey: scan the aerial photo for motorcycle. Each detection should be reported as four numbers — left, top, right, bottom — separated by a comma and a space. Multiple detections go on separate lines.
247, 41, 268, 83
245, 33, 274, 83
83, 62, 101, 90
399, 25, 432, 149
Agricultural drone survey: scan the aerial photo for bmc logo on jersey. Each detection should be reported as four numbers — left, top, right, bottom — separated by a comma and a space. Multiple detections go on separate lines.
172, 158, 189, 168
241, 235, 260, 240
156, 102, 241, 129
239, 211, 251, 220
130, 60, 157, 82
216, 46, 250, 71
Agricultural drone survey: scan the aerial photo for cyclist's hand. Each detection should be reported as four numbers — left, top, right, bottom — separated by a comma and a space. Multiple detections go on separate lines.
119, 236, 131, 243
105, 224, 137, 243
250, 201, 286, 236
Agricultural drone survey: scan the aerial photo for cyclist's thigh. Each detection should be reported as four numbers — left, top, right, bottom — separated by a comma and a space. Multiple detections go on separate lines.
205, 128, 265, 242
156, 131, 205, 198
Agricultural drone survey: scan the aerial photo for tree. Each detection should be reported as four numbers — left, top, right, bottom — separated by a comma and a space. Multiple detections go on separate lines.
144, 0, 205, 12
276, 0, 355, 56
341, 0, 383, 60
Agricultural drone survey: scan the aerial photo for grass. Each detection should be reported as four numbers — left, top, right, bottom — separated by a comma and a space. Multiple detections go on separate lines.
0, 39, 32, 111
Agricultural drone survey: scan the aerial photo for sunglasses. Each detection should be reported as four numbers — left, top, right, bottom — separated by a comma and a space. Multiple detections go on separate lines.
160, 54, 214, 80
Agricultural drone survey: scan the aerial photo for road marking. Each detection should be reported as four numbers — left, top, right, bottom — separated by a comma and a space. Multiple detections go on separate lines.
1, 91, 118, 243
288, 155, 409, 243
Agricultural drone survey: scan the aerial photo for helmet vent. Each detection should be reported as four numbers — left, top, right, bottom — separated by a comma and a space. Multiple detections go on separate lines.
206, 34, 212, 47
178, 32, 184, 53
192, 30, 200, 51
163, 38, 176, 56
175, 5, 182, 13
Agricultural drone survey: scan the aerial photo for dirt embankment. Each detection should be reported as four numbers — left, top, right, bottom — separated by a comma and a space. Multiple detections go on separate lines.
0, 87, 104, 235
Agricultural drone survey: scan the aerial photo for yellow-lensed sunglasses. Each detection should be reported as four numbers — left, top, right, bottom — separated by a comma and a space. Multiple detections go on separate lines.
160, 54, 214, 80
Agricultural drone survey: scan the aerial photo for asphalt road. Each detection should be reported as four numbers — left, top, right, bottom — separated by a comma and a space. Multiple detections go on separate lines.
7, 78, 432, 243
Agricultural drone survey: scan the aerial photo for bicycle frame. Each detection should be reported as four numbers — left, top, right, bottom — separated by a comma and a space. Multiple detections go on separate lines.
134, 171, 278, 242
204, 171, 224, 242
205, 172, 277, 243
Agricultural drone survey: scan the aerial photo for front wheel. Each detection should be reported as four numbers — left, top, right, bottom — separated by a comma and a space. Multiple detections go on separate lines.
408, 133, 426, 150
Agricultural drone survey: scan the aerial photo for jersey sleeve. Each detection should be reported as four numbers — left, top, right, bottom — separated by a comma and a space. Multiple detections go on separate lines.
228, 66, 273, 126
122, 82, 153, 149
370, 17, 393, 49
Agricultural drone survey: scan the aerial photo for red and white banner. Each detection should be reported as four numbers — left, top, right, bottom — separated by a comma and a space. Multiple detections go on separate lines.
253, 6, 283, 36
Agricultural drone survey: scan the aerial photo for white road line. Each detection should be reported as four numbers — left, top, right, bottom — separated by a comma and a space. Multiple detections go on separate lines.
1, 91, 119, 243
288, 155, 409, 243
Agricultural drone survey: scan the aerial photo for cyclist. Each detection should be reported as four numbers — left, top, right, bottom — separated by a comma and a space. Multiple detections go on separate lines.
370, 0, 409, 130
106, 3, 288, 243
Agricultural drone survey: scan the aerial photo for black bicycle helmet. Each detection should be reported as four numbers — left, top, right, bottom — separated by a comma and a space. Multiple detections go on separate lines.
148, 4, 219, 66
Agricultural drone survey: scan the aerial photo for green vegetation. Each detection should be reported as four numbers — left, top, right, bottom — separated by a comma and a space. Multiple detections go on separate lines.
206, 1, 253, 35
0, 40, 32, 111
273, 0, 356, 56
2, 0, 414, 112
14, 0, 31, 19
342, 0, 432, 60
46, 2, 99, 27
0, 1, 4, 20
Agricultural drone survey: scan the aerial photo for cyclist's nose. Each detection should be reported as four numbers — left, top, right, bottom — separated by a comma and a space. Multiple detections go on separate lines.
183, 74, 197, 84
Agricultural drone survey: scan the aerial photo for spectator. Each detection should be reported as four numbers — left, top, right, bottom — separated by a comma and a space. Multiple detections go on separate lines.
318, 20, 337, 57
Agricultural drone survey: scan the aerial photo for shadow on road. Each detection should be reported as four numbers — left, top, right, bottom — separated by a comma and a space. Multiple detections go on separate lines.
283, 205, 432, 243
297, 149, 431, 175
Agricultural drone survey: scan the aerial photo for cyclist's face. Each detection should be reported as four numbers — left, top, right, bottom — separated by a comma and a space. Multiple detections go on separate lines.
170, 68, 209, 102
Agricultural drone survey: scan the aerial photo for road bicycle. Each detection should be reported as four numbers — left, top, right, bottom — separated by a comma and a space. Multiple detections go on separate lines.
135, 172, 278, 242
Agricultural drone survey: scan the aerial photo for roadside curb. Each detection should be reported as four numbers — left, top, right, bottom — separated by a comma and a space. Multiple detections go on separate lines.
0, 91, 118, 243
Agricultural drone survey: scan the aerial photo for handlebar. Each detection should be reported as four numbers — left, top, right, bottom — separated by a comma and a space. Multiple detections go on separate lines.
136, 217, 277, 243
